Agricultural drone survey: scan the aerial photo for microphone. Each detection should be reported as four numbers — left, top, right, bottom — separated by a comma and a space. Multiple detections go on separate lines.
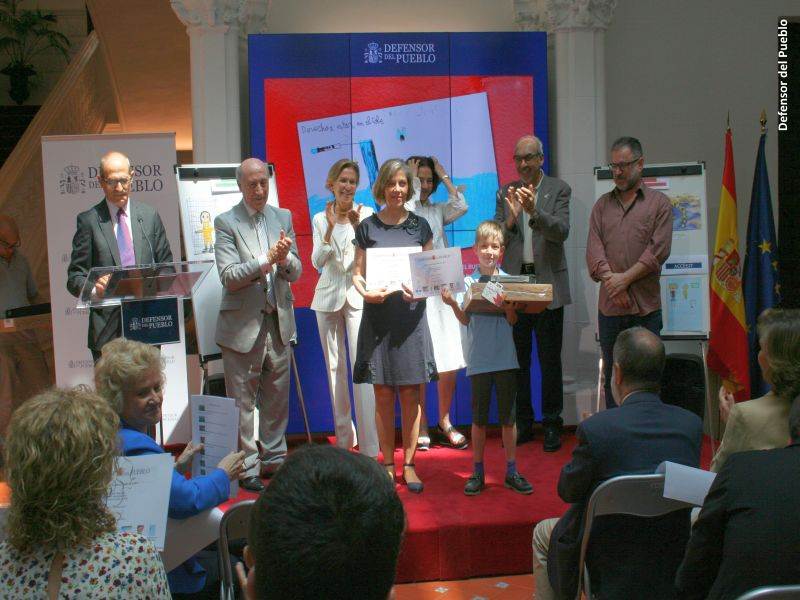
137, 215, 155, 264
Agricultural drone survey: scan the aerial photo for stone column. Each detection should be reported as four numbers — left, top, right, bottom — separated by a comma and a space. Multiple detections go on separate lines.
515, 0, 617, 424
171, 0, 268, 162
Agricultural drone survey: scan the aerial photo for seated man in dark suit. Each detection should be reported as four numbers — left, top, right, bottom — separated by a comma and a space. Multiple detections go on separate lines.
532, 326, 703, 600
676, 394, 800, 600
236, 444, 405, 600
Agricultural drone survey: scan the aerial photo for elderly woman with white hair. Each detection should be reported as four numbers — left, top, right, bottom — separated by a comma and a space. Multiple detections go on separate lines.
95, 337, 245, 598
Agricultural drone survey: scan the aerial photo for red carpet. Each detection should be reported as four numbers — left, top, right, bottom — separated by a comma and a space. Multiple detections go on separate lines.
227, 432, 716, 583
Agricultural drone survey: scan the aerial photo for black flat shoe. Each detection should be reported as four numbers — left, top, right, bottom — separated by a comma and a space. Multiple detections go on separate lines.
402, 463, 424, 494
240, 476, 265, 492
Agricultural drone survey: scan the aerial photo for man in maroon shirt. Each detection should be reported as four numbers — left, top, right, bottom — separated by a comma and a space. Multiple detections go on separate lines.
586, 137, 672, 408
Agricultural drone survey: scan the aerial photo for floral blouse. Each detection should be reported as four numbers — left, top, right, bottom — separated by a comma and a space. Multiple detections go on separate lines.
0, 531, 170, 598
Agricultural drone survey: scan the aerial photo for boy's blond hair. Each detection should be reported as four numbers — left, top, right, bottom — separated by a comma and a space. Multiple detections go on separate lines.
474, 220, 505, 247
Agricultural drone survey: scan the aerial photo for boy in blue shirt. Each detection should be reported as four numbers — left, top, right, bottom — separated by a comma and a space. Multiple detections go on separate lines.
442, 220, 533, 496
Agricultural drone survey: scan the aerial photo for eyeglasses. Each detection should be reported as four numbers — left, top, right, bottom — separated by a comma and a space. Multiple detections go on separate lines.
0, 239, 20, 250
608, 157, 641, 172
514, 152, 543, 163
103, 177, 132, 188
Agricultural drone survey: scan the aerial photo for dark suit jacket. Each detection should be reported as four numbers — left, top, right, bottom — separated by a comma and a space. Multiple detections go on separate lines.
66, 198, 173, 352
494, 175, 571, 309
676, 444, 800, 600
548, 392, 702, 599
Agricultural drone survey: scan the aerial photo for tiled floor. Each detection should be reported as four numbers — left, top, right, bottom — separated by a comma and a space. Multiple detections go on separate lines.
394, 574, 534, 599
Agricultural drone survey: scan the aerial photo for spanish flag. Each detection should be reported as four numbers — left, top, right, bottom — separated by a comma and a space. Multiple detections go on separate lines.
708, 126, 750, 399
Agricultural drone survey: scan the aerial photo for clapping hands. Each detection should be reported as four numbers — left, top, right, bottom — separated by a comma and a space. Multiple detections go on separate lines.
268, 230, 293, 265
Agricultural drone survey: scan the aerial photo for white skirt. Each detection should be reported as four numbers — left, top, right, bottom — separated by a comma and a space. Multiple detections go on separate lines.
426, 293, 466, 373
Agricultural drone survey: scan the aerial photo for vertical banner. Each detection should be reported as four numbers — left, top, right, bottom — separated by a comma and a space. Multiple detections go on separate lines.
42, 133, 189, 441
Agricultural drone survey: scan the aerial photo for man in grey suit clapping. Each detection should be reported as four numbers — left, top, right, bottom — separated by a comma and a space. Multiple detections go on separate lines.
215, 158, 302, 492
495, 135, 571, 452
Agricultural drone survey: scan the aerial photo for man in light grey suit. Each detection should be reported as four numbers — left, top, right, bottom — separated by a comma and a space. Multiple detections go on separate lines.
495, 135, 571, 451
215, 157, 302, 492
67, 151, 173, 360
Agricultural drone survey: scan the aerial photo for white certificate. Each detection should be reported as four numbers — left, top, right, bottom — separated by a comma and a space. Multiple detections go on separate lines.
409, 247, 466, 298
107, 453, 173, 550
191, 395, 240, 498
366, 246, 420, 292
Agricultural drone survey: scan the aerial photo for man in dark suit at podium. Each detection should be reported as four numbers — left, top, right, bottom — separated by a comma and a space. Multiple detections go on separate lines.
67, 151, 173, 360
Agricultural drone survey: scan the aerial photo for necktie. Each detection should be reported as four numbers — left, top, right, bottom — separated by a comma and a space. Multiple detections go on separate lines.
117, 208, 136, 266
255, 212, 277, 309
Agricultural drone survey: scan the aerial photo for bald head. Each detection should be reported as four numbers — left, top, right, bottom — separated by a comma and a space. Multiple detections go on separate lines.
237, 158, 269, 212
236, 158, 267, 184
612, 327, 665, 395
0, 215, 20, 259
513, 135, 544, 185
514, 135, 543, 155
99, 151, 132, 179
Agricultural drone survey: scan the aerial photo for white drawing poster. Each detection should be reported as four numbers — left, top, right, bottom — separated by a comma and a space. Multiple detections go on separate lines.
664, 276, 705, 333
107, 453, 173, 550
297, 93, 498, 247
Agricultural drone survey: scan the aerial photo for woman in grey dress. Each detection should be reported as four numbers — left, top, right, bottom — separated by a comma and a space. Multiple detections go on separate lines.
352, 158, 437, 493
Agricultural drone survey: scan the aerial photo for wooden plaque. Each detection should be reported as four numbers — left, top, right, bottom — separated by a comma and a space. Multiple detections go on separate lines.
463, 282, 553, 314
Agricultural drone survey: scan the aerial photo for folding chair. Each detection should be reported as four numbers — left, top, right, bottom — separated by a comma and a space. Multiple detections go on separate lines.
219, 499, 256, 600
575, 474, 694, 600
735, 586, 800, 600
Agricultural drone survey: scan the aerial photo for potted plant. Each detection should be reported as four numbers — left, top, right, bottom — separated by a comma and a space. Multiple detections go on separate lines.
0, 0, 70, 104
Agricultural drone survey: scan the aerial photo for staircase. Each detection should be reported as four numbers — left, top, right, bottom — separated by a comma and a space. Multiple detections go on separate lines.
0, 106, 40, 167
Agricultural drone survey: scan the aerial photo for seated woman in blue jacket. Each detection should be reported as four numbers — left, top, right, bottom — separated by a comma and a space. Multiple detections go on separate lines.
95, 337, 245, 598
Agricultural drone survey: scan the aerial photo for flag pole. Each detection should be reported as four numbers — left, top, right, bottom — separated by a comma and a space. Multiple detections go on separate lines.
760, 109, 767, 133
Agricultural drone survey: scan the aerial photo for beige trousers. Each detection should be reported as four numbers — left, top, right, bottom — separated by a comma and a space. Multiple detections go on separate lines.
532, 517, 559, 600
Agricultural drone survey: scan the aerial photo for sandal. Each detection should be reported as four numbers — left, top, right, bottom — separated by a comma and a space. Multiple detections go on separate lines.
417, 434, 431, 452
402, 463, 424, 494
437, 424, 468, 449
383, 462, 396, 482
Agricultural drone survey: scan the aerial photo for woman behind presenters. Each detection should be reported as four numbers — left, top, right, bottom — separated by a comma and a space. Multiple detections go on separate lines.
352, 159, 438, 493
311, 159, 378, 457
0, 387, 170, 598
711, 308, 800, 472
407, 155, 469, 450
95, 337, 245, 598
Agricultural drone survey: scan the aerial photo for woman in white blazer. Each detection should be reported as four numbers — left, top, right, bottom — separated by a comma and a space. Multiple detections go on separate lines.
311, 159, 378, 457
406, 155, 469, 450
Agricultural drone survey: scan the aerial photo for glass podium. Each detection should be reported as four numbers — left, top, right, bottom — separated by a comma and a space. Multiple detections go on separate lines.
77, 261, 215, 309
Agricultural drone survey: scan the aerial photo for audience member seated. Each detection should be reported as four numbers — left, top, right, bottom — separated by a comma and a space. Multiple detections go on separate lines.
532, 327, 702, 600
95, 337, 245, 599
676, 394, 800, 599
712, 308, 800, 471
237, 444, 405, 600
0, 387, 170, 598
